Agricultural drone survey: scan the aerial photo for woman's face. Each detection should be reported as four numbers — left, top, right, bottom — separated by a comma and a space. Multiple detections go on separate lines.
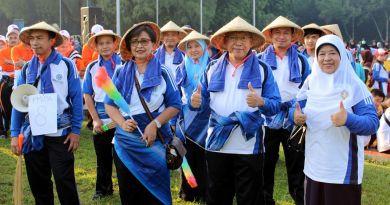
186, 40, 204, 60
317, 45, 340, 74
130, 31, 155, 60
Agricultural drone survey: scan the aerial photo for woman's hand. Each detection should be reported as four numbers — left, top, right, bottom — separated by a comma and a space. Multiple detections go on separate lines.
331, 101, 347, 127
143, 122, 157, 147
294, 103, 307, 126
191, 84, 202, 108
120, 119, 138, 132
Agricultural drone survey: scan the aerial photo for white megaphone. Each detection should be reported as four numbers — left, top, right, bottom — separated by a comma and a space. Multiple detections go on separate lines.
11, 84, 38, 113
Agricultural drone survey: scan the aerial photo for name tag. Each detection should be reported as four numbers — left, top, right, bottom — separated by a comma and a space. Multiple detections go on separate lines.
28, 93, 58, 135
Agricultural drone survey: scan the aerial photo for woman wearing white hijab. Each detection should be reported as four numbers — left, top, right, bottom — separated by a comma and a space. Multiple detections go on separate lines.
292, 35, 379, 205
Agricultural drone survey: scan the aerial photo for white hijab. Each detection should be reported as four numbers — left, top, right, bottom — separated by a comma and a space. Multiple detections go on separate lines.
297, 35, 371, 130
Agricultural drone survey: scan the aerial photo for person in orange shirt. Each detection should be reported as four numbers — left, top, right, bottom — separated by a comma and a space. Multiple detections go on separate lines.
57, 30, 85, 77
11, 41, 34, 82
82, 24, 103, 73
0, 24, 20, 136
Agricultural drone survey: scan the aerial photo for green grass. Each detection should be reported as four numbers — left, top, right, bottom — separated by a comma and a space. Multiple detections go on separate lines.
1, 126, 389, 205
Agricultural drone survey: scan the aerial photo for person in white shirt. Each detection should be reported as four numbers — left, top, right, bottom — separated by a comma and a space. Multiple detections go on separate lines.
301, 23, 325, 65
293, 35, 378, 205
190, 16, 281, 205
154, 21, 186, 80
259, 16, 310, 205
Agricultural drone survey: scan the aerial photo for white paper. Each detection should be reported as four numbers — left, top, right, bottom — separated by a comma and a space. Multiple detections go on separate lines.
28, 93, 58, 135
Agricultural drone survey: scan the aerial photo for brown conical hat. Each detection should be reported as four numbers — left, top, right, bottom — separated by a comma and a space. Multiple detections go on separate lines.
19, 21, 63, 47
178, 30, 210, 51
160, 21, 187, 40
262, 16, 304, 43
211, 16, 265, 50
87, 30, 121, 51
321, 24, 343, 40
119, 22, 160, 61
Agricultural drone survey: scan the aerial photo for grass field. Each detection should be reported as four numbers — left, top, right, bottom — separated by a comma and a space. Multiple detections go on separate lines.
0, 126, 389, 205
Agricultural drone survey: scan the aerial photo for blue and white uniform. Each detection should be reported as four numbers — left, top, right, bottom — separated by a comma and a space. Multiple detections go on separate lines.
372, 61, 388, 96
104, 56, 181, 205
154, 45, 184, 80
83, 53, 122, 124
191, 51, 281, 154
11, 49, 83, 152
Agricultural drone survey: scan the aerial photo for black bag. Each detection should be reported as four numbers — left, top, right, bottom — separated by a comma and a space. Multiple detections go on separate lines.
287, 124, 306, 152
134, 74, 186, 170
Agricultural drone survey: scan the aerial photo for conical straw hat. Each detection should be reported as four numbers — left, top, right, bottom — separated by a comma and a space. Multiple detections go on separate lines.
87, 30, 121, 51
178, 30, 210, 51
302, 23, 326, 35
321, 24, 343, 40
160, 21, 187, 40
300, 23, 326, 43
119, 22, 160, 61
19, 21, 63, 47
211, 16, 265, 50
181, 25, 194, 34
262, 16, 304, 43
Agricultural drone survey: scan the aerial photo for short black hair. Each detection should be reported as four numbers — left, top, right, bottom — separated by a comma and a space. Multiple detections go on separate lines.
125, 25, 156, 51
371, 89, 385, 99
304, 29, 322, 37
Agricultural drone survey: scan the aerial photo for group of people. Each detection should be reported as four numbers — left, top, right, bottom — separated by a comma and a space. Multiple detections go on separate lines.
4, 14, 381, 205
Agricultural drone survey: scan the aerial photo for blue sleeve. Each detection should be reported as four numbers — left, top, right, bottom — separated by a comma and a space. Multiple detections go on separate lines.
344, 98, 379, 135
162, 68, 182, 111
259, 64, 281, 116
372, 63, 388, 82
82, 64, 94, 95
10, 67, 27, 137
104, 67, 122, 108
67, 60, 84, 135
288, 100, 307, 125
188, 69, 210, 112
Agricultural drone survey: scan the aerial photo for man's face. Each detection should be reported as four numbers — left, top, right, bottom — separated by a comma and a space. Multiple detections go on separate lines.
162, 31, 180, 48
96, 35, 115, 59
224, 32, 252, 61
271, 27, 293, 49
7, 33, 19, 47
304, 34, 320, 50
29, 30, 54, 56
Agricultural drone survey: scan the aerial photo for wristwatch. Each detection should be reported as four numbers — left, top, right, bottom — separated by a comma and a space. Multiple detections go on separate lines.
153, 119, 162, 128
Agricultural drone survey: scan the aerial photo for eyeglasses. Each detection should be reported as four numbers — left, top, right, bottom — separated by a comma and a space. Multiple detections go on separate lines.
130, 39, 152, 47
226, 35, 252, 42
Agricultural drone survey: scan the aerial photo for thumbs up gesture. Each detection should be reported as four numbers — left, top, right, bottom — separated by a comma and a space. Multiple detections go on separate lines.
246, 82, 264, 108
294, 103, 307, 126
331, 101, 347, 127
191, 84, 202, 108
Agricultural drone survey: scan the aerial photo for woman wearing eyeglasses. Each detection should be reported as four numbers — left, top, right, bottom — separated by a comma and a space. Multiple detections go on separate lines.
104, 22, 181, 205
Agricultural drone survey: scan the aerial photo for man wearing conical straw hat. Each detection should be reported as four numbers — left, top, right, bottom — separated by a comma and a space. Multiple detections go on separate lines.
83, 29, 122, 200
154, 21, 187, 80
10, 21, 83, 205
190, 16, 281, 205
259, 16, 310, 205
301, 23, 325, 64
